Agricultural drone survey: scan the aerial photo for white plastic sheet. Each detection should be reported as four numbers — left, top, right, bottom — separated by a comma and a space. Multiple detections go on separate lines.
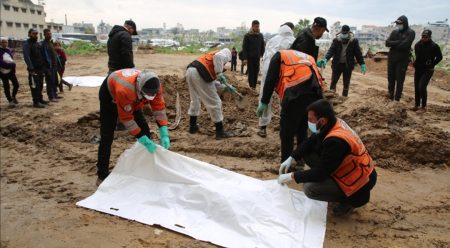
77, 144, 328, 248
63, 76, 105, 87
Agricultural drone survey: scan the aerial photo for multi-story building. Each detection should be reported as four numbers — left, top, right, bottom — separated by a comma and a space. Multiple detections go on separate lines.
45, 21, 63, 34
426, 19, 450, 42
0, 0, 46, 39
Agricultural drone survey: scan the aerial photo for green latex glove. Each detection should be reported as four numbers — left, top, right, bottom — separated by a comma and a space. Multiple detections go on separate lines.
217, 73, 228, 84
256, 102, 268, 117
317, 58, 328, 68
361, 64, 367, 75
159, 126, 170, 149
137, 135, 157, 153
225, 84, 237, 93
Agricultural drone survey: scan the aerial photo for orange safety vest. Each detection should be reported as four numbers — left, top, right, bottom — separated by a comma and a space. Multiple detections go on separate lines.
276, 50, 324, 100
325, 118, 375, 197
196, 50, 218, 81
107, 69, 167, 136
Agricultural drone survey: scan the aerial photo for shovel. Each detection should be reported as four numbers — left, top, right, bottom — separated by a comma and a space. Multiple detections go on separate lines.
222, 81, 248, 110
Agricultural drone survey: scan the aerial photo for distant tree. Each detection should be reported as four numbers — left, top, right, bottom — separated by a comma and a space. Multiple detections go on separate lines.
294, 19, 311, 36
84, 27, 95, 34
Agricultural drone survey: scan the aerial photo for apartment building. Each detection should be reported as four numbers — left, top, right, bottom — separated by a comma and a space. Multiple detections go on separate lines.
0, 0, 47, 39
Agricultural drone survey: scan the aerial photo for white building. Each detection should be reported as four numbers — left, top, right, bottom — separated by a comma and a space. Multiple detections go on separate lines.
0, 0, 46, 39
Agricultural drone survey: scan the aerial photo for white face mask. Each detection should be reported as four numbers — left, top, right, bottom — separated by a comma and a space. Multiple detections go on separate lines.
143, 94, 156, 100
340, 33, 349, 39
396, 24, 404, 31
308, 121, 319, 133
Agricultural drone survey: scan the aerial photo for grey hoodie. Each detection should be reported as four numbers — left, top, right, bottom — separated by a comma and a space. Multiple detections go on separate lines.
385, 15, 416, 63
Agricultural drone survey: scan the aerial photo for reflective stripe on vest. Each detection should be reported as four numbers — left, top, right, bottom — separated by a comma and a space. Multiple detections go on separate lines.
326, 118, 375, 197
197, 50, 218, 81
276, 50, 316, 100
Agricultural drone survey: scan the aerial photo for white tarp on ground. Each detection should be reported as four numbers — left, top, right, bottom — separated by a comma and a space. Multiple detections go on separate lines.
77, 144, 328, 248
63, 76, 105, 87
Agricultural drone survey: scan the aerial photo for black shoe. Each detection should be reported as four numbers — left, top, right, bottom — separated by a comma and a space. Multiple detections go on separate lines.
40, 100, 49, 104
33, 102, 46, 108
333, 203, 354, 216
12, 98, 18, 104
189, 125, 199, 134
216, 130, 233, 140
257, 127, 267, 138
189, 116, 199, 134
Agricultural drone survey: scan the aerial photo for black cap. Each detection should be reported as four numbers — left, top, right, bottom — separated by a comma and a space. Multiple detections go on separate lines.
281, 22, 295, 30
341, 25, 350, 34
313, 17, 329, 32
422, 29, 432, 37
28, 28, 38, 34
142, 77, 160, 95
124, 20, 138, 35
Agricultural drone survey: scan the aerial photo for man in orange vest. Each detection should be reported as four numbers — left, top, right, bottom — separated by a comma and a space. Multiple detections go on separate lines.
257, 49, 323, 165
96, 69, 170, 185
278, 99, 377, 216
186, 48, 235, 139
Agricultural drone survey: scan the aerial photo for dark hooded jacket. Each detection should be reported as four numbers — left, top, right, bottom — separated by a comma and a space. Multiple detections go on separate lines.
385, 15, 415, 63
23, 38, 45, 72
242, 30, 265, 60
107, 25, 134, 71
291, 28, 319, 61
414, 39, 442, 70
325, 32, 364, 70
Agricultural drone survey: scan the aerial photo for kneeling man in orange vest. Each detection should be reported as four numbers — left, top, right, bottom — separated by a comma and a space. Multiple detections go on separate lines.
278, 99, 377, 216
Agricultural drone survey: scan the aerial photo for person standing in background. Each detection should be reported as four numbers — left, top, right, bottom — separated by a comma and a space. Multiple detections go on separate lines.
242, 20, 265, 91
230, 47, 237, 71
0, 37, 20, 106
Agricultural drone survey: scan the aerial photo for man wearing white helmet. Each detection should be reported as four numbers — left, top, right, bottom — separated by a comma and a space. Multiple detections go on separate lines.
96, 69, 170, 185
186, 48, 235, 139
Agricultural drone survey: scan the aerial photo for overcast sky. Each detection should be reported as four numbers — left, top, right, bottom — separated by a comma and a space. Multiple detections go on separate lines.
41, 0, 449, 33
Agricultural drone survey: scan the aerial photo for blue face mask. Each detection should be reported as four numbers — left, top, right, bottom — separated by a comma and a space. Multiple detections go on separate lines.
308, 121, 319, 133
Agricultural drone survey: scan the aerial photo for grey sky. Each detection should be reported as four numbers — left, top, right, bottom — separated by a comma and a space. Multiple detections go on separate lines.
42, 0, 449, 33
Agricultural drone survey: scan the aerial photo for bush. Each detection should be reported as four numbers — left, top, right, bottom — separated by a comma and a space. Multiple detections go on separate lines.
64, 41, 106, 55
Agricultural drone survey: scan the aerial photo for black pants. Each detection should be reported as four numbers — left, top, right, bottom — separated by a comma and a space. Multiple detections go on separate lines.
330, 63, 353, 96
414, 69, 434, 108
231, 61, 237, 71
247, 57, 260, 88
0, 72, 19, 102
280, 94, 320, 163
387, 60, 408, 101
44, 68, 58, 100
28, 72, 44, 104
96, 79, 151, 179
303, 153, 377, 207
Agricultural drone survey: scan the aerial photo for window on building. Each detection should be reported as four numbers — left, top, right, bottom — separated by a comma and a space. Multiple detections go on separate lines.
21, 8, 27, 13
24, 23, 29, 28
37, 10, 42, 15
39, 25, 44, 29
6, 22, 13, 27
32, 24, 37, 28
30, 9, 35, 14
3, 5, 11, 11
15, 23, 21, 28
47, 25, 51, 29
13, 7, 19, 12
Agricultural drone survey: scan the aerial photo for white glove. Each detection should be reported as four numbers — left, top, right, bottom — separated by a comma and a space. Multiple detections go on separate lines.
279, 156, 293, 175
278, 173, 293, 185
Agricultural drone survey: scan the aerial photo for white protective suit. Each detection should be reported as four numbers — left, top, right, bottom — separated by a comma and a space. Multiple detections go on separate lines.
258, 25, 295, 127
186, 48, 231, 123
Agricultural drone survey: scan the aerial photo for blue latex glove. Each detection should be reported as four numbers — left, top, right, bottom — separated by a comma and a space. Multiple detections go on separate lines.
159, 126, 170, 149
217, 73, 228, 84
361, 64, 367, 74
256, 102, 268, 117
137, 135, 157, 153
225, 84, 237, 93
317, 58, 328, 68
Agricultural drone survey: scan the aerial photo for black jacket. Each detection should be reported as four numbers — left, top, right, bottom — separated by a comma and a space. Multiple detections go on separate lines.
107, 25, 134, 71
291, 28, 319, 61
325, 33, 365, 70
385, 15, 416, 63
291, 118, 377, 205
242, 31, 265, 60
261, 51, 323, 106
414, 40, 442, 70
23, 38, 45, 72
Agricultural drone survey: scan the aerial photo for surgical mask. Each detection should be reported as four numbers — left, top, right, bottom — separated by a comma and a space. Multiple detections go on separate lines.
143, 94, 156, 100
340, 33, 349, 40
308, 121, 319, 133
396, 24, 404, 31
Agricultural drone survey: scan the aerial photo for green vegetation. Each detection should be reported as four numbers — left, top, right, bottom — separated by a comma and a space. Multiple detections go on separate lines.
64, 41, 106, 56
294, 19, 311, 36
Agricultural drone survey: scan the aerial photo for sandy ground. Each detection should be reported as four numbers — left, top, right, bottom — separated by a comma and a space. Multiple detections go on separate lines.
1, 51, 450, 248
